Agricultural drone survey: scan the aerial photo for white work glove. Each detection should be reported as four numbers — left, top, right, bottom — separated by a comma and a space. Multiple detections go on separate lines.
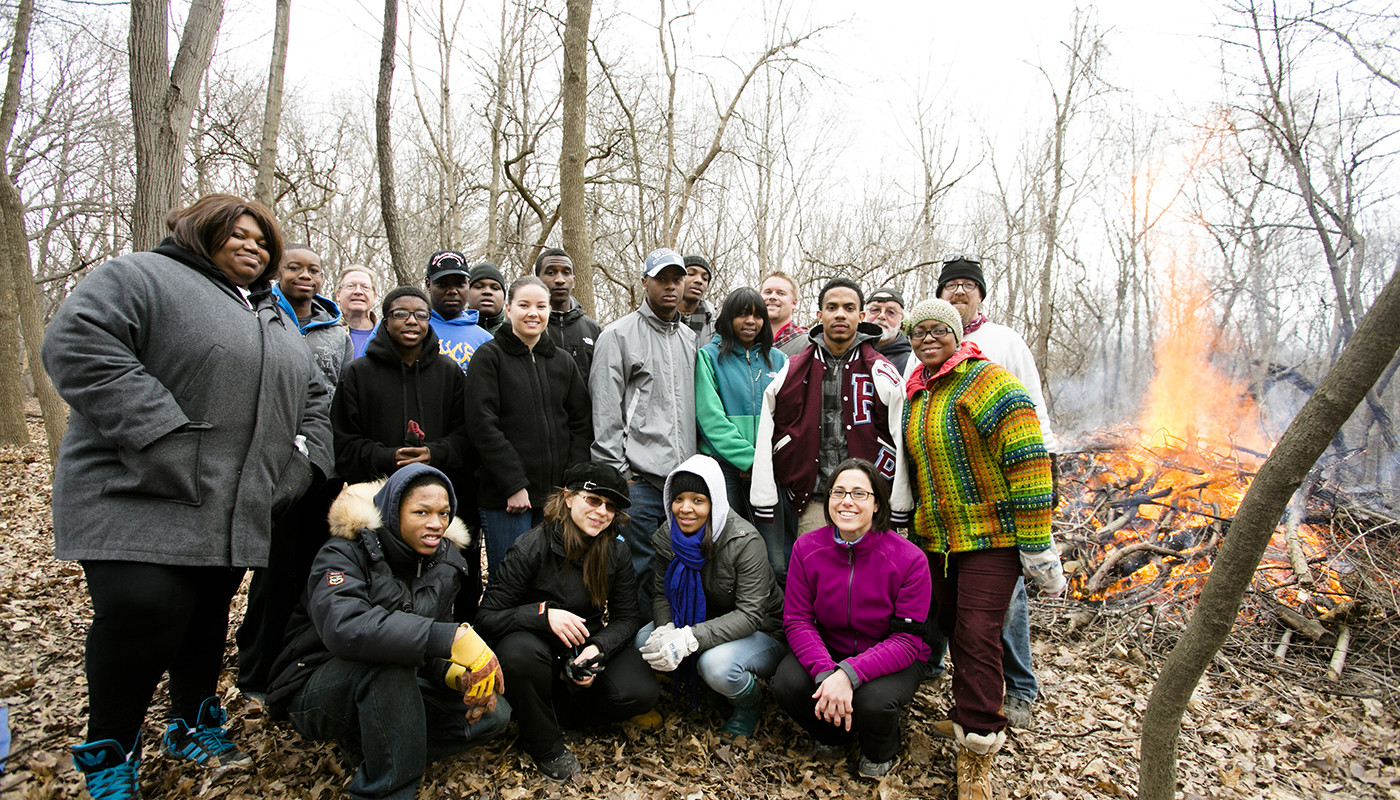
1020, 547, 1067, 598
640, 625, 699, 672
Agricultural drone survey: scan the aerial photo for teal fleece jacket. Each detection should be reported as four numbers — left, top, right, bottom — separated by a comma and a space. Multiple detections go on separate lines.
695, 334, 786, 472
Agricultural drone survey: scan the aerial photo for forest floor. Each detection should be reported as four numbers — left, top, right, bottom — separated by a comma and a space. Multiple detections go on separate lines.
2, 413, 1398, 800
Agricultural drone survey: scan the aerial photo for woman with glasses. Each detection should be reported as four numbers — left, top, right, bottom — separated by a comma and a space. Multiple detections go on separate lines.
772, 458, 931, 780
330, 287, 478, 604
900, 298, 1063, 800
475, 462, 659, 782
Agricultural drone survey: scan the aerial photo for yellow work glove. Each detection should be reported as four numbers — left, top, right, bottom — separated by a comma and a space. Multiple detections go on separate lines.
444, 625, 504, 703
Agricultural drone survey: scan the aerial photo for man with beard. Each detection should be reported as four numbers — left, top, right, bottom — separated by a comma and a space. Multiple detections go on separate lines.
864, 287, 912, 373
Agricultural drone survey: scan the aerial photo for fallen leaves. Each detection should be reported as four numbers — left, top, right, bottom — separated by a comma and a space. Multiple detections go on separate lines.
1, 412, 1398, 799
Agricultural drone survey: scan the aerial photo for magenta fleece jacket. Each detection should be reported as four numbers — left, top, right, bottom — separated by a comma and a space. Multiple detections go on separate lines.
782, 525, 932, 687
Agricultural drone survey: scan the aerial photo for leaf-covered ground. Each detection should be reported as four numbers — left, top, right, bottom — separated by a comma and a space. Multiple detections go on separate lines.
2, 418, 1397, 799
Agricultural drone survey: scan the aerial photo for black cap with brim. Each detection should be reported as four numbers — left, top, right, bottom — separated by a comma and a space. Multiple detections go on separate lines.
563, 462, 631, 508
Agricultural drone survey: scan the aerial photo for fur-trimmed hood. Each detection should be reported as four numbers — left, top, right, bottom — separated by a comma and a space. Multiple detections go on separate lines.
328, 470, 471, 549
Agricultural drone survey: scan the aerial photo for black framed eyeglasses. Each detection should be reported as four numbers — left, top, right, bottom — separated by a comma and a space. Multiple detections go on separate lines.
909, 326, 955, 342
387, 309, 431, 321
829, 488, 873, 502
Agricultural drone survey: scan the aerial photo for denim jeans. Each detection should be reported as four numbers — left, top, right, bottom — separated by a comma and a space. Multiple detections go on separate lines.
1001, 578, 1038, 703
924, 566, 1038, 704
755, 492, 796, 587
624, 479, 666, 612
289, 658, 510, 800
480, 507, 544, 577
635, 622, 785, 698
715, 458, 753, 522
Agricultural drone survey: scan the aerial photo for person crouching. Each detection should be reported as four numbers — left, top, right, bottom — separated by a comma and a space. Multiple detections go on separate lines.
267, 464, 509, 800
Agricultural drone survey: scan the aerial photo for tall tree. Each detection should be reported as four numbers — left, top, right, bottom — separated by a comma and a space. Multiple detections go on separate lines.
0, 0, 37, 446
559, 0, 592, 315
129, 0, 224, 249
376, 0, 412, 286
1138, 258, 1400, 799
253, 0, 291, 208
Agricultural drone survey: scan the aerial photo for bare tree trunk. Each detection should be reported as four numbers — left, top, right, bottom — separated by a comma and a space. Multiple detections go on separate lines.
1138, 258, 1400, 800
0, 0, 37, 445
254, 0, 291, 208
560, 0, 593, 316
376, 0, 412, 287
129, 0, 224, 249
485, 0, 511, 263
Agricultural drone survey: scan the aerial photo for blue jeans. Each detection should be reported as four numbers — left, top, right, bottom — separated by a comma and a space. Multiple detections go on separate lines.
715, 458, 753, 522
754, 492, 796, 587
624, 480, 666, 612
480, 507, 544, 577
925, 571, 1038, 704
289, 658, 510, 800
635, 622, 786, 698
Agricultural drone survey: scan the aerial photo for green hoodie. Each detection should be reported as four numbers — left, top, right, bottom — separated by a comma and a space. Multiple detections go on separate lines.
695, 334, 786, 471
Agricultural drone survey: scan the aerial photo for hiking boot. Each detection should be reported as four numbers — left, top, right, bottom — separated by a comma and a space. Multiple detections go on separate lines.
954, 724, 1005, 800
1002, 695, 1032, 729
72, 736, 141, 800
858, 754, 897, 779
163, 697, 251, 766
534, 749, 582, 782
628, 708, 663, 730
718, 678, 763, 738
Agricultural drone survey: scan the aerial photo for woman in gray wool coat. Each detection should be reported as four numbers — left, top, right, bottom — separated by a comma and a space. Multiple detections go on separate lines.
41, 194, 333, 800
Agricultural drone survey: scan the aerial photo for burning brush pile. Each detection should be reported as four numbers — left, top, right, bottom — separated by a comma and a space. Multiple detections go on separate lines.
1050, 284, 1400, 682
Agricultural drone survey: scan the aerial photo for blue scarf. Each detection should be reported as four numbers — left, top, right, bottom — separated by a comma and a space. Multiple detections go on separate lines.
664, 519, 707, 627
663, 517, 707, 707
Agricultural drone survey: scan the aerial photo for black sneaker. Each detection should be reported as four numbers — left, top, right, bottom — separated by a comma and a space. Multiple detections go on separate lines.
534, 749, 582, 782
858, 755, 897, 779
72, 737, 141, 799
163, 697, 251, 766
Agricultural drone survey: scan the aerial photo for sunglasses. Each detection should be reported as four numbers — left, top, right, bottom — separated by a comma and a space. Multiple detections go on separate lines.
576, 491, 620, 514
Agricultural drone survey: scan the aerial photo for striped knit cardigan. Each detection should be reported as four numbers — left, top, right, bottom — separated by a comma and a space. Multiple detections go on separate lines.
903, 343, 1053, 556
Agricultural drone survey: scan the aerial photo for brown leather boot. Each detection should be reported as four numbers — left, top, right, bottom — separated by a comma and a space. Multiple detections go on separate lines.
954, 724, 1005, 800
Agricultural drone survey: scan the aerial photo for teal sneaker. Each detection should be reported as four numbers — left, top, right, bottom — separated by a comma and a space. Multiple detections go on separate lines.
72, 736, 141, 799
162, 697, 251, 766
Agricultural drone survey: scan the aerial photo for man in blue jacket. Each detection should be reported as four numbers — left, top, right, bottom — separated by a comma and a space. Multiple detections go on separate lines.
425, 250, 492, 373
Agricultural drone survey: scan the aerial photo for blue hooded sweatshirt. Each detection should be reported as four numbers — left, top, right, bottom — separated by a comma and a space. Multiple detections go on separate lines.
429, 308, 493, 374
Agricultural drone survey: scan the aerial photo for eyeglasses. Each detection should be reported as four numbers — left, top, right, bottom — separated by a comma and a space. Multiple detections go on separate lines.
941, 281, 980, 295
909, 326, 955, 342
829, 488, 873, 502
387, 309, 431, 321
340, 281, 374, 293
942, 253, 981, 265
576, 492, 619, 514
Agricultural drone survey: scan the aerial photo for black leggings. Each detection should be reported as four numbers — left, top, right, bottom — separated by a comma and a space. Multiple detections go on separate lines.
772, 653, 922, 762
81, 561, 244, 746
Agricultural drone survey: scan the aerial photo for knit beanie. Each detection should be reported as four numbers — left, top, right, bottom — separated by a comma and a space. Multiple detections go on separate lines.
669, 471, 709, 502
468, 261, 506, 288
937, 257, 986, 298
904, 298, 964, 345
683, 254, 712, 279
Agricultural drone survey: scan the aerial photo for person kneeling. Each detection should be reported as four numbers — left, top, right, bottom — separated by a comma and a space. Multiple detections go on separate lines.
267, 464, 509, 800
637, 455, 785, 737
773, 459, 932, 780
476, 463, 659, 782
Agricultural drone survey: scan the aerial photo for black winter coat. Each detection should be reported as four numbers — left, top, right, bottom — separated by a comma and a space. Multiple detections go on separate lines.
331, 323, 473, 491
265, 475, 474, 712
475, 522, 640, 659
464, 325, 593, 509
544, 300, 603, 379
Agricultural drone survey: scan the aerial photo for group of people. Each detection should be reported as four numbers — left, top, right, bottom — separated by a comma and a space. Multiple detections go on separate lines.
45, 192, 1066, 800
